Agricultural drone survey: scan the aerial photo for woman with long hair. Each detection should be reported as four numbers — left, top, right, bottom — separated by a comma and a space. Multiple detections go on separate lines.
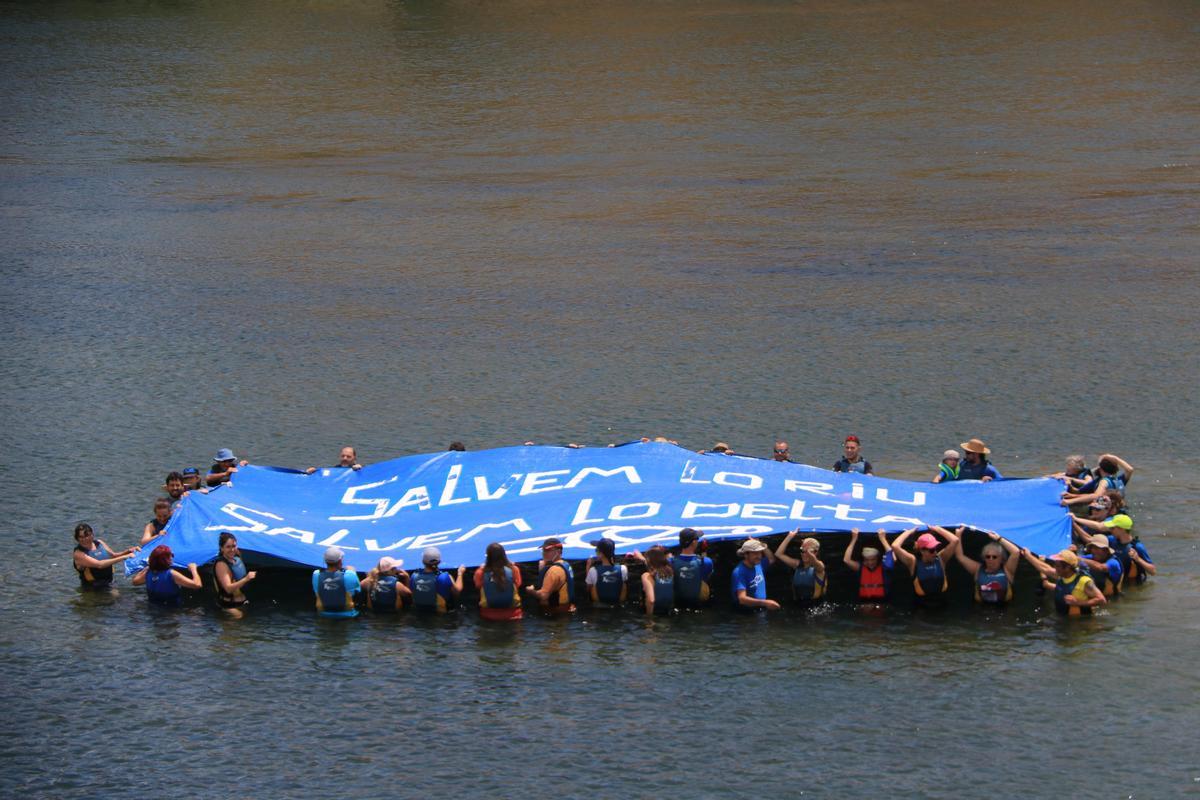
473, 542, 523, 621
72, 522, 134, 590
640, 545, 675, 616
212, 532, 257, 615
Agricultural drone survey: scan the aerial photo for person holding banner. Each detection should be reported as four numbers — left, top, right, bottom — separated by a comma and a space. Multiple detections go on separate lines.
1021, 548, 1106, 616
951, 528, 1019, 605
586, 538, 628, 608
473, 543, 524, 621
213, 532, 257, 614
891, 526, 958, 608
773, 529, 827, 604
526, 538, 576, 614
131, 545, 203, 607
671, 528, 713, 608
731, 539, 780, 612
410, 548, 465, 613
639, 545, 675, 616
72, 523, 135, 590
361, 556, 411, 613
311, 546, 360, 618
140, 497, 172, 544
843, 529, 894, 603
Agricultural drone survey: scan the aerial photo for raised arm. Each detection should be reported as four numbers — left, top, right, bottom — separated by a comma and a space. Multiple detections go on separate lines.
930, 525, 959, 566
1101, 453, 1134, 483
997, 535, 1020, 579
172, 563, 203, 590
952, 527, 981, 576
1021, 549, 1057, 581
842, 529, 861, 571
891, 528, 917, 572
774, 530, 801, 570
450, 566, 466, 594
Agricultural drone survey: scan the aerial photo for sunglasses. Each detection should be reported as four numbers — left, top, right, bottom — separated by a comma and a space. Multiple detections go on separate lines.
983, 554, 1001, 559
774, 449, 788, 454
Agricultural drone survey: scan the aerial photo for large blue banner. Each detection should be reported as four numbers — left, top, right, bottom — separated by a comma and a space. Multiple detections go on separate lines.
127, 442, 1070, 573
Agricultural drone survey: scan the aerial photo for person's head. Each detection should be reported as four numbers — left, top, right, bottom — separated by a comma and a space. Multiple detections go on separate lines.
421, 546, 442, 570
1098, 457, 1118, 476
915, 532, 940, 562
1051, 549, 1079, 577
213, 448, 237, 467
376, 556, 402, 575
960, 438, 990, 464
153, 497, 172, 522
1086, 535, 1112, 560
448, 441, 466, 452
773, 441, 790, 462
843, 435, 861, 461
1065, 455, 1086, 475
324, 546, 344, 569
541, 537, 564, 563
218, 531, 239, 560
737, 538, 768, 565
1088, 496, 1113, 519
73, 522, 94, 544
711, 442, 730, 454
645, 545, 672, 576
591, 537, 616, 564
180, 467, 201, 490
941, 449, 960, 467
1103, 514, 1134, 541
861, 546, 880, 568
148, 544, 174, 571
800, 537, 821, 564
338, 446, 357, 467
679, 528, 702, 552
980, 541, 1005, 568
484, 542, 510, 569
164, 471, 185, 498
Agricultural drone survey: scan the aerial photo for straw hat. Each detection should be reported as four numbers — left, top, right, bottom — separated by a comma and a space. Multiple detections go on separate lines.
960, 438, 991, 455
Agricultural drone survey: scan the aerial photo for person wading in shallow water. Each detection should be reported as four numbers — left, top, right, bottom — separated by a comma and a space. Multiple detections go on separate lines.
731, 539, 780, 613
955, 438, 1002, 482
832, 434, 873, 475
525, 538, 576, 615
305, 446, 362, 474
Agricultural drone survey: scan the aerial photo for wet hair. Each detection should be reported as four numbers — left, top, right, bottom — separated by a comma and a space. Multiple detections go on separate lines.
148, 544, 173, 571
448, 441, 466, 452
1098, 457, 1118, 475
1066, 455, 1086, 472
73, 522, 94, 541
153, 497, 172, 511
165, 471, 184, 485
484, 542, 511, 590
645, 545, 673, 579
218, 532, 237, 551
1104, 489, 1125, 510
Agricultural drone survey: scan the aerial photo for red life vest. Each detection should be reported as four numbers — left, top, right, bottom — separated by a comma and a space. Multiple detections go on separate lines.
859, 563, 887, 600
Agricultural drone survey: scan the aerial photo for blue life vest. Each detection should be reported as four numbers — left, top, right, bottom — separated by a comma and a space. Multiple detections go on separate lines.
958, 459, 994, 481
1054, 572, 1094, 616
791, 565, 826, 601
537, 561, 575, 609
592, 563, 625, 605
481, 566, 519, 609
370, 575, 401, 612
411, 569, 445, 612
75, 543, 112, 587
651, 572, 674, 615
146, 569, 182, 606
316, 568, 353, 613
835, 457, 868, 474
672, 555, 711, 607
148, 518, 167, 537
1101, 473, 1126, 496
975, 568, 1012, 604
912, 558, 948, 602
214, 555, 248, 606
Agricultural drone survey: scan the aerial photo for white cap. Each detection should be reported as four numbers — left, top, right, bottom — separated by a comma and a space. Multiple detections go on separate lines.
323, 546, 344, 564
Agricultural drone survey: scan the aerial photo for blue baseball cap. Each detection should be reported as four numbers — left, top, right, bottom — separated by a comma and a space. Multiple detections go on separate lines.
181, 467, 199, 476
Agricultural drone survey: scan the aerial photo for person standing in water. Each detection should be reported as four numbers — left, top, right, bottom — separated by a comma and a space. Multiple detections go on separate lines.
891, 526, 959, 608
72, 523, 134, 590
525, 538, 576, 615
312, 546, 360, 618
1022, 548, 1106, 616
731, 539, 780, 612
131, 545, 203, 607
361, 556, 411, 613
585, 537, 628, 608
140, 498, 172, 544
951, 529, 1019, 605
773, 529, 827, 604
474, 543, 524, 621
640, 545, 675, 616
212, 532, 257, 615
843, 529, 893, 603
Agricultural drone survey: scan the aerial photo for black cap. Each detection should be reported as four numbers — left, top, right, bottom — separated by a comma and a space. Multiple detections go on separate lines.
679, 528, 701, 547
541, 537, 563, 549
590, 538, 616, 558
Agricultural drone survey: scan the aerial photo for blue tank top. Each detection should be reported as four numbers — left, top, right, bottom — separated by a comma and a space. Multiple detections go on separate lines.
913, 558, 947, 600
316, 568, 351, 612
593, 563, 625, 605
673, 555, 709, 606
975, 568, 1011, 604
410, 570, 443, 611
651, 572, 674, 615
75, 543, 112, 586
146, 569, 182, 606
791, 565, 825, 601
370, 575, 400, 611
481, 566, 518, 609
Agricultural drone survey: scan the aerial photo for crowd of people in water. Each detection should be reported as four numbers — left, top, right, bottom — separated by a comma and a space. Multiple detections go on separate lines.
71, 437, 1154, 621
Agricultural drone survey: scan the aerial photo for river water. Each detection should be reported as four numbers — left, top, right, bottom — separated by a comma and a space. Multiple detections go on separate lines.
2, 1, 1198, 796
